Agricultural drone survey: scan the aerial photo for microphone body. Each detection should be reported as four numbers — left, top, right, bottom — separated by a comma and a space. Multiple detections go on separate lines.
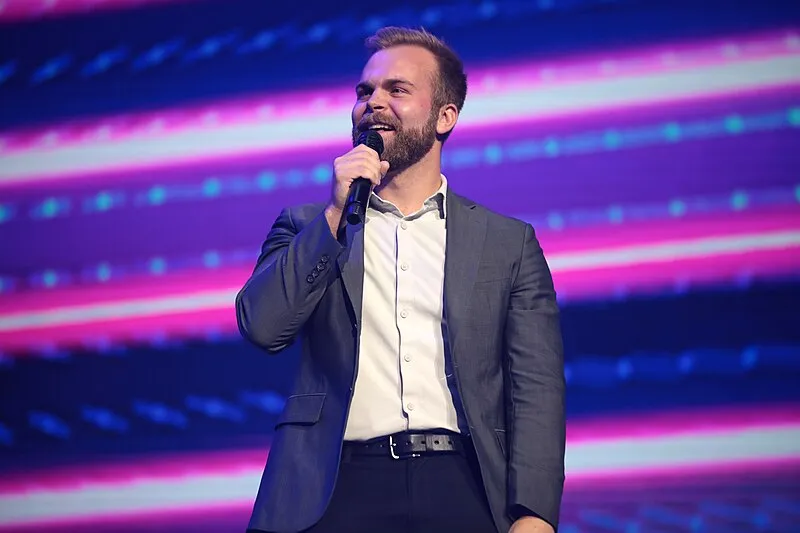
345, 130, 385, 225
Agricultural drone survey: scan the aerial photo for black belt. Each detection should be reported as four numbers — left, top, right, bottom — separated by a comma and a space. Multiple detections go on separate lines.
343, 431, 465, 459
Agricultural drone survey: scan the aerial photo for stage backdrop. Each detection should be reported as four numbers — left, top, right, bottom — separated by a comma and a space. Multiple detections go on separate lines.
1, 0, 799, 532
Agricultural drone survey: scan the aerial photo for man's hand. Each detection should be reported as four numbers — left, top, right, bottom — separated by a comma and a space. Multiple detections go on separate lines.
509, 516, 554, 533
324, 144, 390, 235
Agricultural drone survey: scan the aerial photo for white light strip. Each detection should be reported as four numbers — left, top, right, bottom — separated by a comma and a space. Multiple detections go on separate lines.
0, 425, 796, 528
565, 425, 800, 475
0, 471, 259, 528
548, 230, 800, 271
1, 228, 798, 333
0, 54, 798, 185
461, 55, 800, 125
0, 290, 235, 331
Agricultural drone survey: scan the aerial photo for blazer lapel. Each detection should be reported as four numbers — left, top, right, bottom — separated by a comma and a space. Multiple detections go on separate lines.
337, 220, 366, 330
334, 191, 487, 341
444, 191, 487, 352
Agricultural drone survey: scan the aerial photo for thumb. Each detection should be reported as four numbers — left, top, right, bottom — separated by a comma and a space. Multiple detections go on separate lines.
379, 160, 390, 177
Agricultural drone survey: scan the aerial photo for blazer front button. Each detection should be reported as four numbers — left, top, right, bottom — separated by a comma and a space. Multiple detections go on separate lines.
306, 275, 315, 283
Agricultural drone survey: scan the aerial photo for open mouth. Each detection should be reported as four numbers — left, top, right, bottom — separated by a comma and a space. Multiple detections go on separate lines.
365, 123, 395, 133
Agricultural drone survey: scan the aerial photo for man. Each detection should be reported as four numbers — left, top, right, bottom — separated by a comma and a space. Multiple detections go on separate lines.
237, 26, 565, 533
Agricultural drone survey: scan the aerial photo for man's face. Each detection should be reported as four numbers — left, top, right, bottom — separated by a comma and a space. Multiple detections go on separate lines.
352, 45, 440, 174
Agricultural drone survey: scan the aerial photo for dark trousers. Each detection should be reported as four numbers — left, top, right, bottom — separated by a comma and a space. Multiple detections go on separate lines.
303, 441, 498, 533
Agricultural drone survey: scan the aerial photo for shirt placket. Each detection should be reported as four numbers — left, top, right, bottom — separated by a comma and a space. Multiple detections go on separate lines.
395, 216, 418, 425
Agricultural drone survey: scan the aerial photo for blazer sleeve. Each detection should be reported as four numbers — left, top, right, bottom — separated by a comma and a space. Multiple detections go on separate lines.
235, 206, 345, 353
504, 223, 566, 530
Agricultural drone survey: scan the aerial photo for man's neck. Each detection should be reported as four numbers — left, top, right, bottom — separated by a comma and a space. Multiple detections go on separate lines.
374, 153, 443, 216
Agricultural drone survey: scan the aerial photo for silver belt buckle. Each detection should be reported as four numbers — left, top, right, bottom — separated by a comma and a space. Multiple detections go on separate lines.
389, 435, 420, 459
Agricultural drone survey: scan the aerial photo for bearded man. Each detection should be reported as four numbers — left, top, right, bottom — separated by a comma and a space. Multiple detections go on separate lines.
237, 25, 566, 533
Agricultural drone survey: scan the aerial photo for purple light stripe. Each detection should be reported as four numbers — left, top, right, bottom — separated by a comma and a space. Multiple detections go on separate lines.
0, 31, 797, 187
0, 0, 200, 23
0, 188, 796, 297
1, 125, 795, 284
0, 209, 797, 352
0, 409, 797, 530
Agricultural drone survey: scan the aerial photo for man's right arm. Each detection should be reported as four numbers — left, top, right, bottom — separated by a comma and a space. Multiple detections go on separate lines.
237, 142, 387, 353
235, 205, 345, 353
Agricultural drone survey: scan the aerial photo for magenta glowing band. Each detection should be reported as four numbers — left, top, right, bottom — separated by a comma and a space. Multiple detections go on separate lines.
0, 30, 798, 187
0, 208, 797, 353
0, 406, 797, 530
0, 0, 197, 22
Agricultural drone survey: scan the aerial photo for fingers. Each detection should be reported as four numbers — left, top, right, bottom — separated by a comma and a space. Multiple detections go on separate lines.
334, 149, 383, 186
330, 144, 389, 211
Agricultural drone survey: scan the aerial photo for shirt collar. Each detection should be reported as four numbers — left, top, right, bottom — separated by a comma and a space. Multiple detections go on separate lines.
369, 174, 448, 220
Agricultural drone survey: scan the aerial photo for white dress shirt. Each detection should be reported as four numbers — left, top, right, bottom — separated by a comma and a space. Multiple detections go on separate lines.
343, 175, 463, 441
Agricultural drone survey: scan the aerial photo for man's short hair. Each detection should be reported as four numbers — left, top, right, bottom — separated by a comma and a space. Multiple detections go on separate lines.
365, 26, 468, 114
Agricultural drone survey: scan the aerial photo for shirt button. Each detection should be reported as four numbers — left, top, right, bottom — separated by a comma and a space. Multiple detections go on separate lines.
403, 354, 412, 362
399, 309, 408, 319
407, 403, 415, 411
400, 221, 408, 230
400, 262, 409, 271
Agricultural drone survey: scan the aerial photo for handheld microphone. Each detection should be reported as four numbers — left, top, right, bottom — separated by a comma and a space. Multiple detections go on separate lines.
345, 130, 385, 225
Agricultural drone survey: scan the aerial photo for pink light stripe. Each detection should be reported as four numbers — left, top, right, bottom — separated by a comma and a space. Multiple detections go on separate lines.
0, 212, 797, 353
0, 405, 795, 496
1, 207, 796, 313
564, 404, 800, 444
563, 457, 800, 490
564, 458, 800, 494
463, 30, 800, 92
0, 407, 797, 531
0, 47, 789, 153
0, 269, 247, 314
0, 29, 793, 153
4, 85, 799, 200
0, 246, 796, 353
0, 448, 268, 496
531, 207, 800, 253
552, 245, 800, 299
1, 238, 796, 317
1, 31, 797, 187
0, 307, 235, 352
7, 505, 249, 533
6, 461, 799, 533
0, 0, 198, 22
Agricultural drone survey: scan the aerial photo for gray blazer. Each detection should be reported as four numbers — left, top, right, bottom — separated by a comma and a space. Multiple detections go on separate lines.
237, 190, 566, 533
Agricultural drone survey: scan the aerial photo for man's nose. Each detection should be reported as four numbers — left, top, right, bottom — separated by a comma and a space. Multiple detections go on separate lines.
366, 90, 387, 112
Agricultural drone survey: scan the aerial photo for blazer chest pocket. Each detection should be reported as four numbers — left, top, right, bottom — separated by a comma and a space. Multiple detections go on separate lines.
274, 393, 325, 429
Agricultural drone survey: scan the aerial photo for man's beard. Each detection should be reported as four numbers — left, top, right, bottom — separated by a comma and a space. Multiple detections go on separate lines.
353, 110, 438, 174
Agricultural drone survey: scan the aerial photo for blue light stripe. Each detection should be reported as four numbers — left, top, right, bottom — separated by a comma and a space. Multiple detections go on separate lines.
1, 186, 797, 295
1, 107, 795, 226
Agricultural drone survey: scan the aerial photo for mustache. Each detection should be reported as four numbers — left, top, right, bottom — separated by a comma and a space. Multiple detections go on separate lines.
355, 115, 400, 132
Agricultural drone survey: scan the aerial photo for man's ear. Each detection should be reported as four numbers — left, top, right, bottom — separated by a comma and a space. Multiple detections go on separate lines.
436, 103, 459, 136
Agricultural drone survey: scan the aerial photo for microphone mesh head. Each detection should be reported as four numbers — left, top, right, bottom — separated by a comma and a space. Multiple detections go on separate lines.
355, 130, 385, 155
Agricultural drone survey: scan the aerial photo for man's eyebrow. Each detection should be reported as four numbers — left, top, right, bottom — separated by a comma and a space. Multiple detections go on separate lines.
386, 77, 416, 88
355, 78, 417, 92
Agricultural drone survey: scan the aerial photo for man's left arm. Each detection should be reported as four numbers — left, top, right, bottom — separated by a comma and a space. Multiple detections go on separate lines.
504, 223, 566, 532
